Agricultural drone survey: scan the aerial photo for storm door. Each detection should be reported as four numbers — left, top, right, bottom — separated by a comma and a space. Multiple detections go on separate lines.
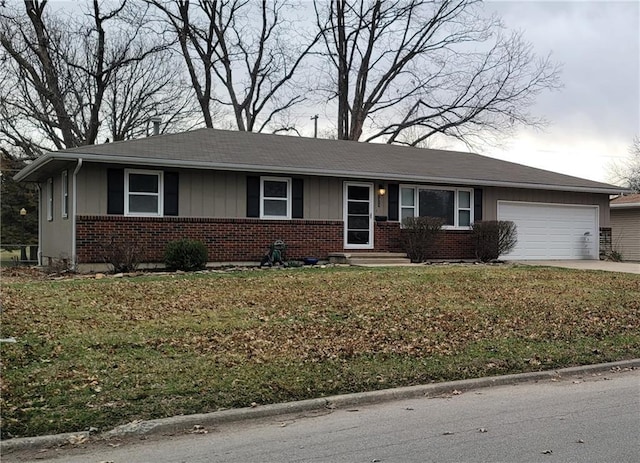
344, 182, 374, 249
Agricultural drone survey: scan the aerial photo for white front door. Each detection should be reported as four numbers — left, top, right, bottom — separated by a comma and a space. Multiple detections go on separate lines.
344, 182, 374, 249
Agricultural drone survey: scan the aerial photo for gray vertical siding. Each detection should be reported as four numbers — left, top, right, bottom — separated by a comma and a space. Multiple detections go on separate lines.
610, 209, 640, 261
39, 172, 74, 262
483, 187, 610, 227
76, 165, 345, 220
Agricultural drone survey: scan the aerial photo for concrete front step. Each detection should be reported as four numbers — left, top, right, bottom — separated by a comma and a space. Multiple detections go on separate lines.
349, 258, 412, 265
328, 252, 412, 266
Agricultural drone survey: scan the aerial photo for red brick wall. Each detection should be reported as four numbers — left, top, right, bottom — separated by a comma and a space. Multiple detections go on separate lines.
76, 216, 475, 263
428, 230, 476, 259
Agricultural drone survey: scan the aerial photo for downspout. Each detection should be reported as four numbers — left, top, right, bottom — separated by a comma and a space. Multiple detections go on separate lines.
36, 184, 42, 266
71, 158, 83, 270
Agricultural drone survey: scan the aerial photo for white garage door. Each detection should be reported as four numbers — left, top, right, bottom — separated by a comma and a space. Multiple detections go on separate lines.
497, 201, 599, 260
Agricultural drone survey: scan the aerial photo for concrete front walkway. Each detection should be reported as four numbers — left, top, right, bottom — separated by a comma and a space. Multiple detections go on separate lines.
517, 260, 640, 274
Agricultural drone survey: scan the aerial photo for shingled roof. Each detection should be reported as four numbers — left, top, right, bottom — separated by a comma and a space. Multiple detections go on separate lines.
15, 128, 624, 194
610, 193, 640, 207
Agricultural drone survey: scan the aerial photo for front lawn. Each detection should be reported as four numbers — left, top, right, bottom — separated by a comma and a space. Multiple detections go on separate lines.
1, 265, 638, 438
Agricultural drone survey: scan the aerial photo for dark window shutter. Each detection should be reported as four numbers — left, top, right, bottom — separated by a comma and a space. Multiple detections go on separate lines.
107, 168, 124, 215
474, 188, 483, 221
164, 172, 179, 216
292, 178, 304, 218
246, 176, 260, 217
388, 183, 399, 221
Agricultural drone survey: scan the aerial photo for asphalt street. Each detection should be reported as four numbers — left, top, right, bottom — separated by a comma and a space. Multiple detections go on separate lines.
5, 368, 639, 463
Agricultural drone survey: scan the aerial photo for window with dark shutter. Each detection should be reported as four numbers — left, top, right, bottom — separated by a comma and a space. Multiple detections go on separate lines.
474, 188, 483, 221
164, 172, 179, 216
387, 183, 399, 221
107, 169, 125, 215
292, 178, 303, 218
246, 176, 260, 217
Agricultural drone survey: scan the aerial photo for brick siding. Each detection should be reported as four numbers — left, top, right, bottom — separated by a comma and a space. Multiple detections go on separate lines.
76, 216, 476, 264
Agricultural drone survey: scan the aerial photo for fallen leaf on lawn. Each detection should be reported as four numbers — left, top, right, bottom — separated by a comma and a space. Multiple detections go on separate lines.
67, 434, 88, 445
192, 425, 208, 434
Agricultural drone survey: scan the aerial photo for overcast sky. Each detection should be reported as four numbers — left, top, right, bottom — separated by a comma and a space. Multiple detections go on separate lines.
476, 0, 640, 184
34, 1, 640, 185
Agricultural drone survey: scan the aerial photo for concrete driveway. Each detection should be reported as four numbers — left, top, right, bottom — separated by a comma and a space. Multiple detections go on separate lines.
517, 260, 640, 274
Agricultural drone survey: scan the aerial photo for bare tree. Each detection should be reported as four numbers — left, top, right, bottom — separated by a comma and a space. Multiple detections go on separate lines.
609, 136, 640, 192
147, 0, 321, 132
104, 47, 199, 141
313, 0, 561, 144
0, 0, 193, 158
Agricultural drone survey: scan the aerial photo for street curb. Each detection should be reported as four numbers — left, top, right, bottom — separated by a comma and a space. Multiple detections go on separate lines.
2, 359, 639, 453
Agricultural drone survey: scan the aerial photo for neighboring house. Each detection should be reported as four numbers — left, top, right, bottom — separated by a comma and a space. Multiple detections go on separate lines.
610, 193, 640, 261
14, 128, 625, 270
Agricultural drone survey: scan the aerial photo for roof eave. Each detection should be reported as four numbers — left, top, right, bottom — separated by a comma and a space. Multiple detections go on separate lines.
610, 202, 640, 208
15, 151, 625, 195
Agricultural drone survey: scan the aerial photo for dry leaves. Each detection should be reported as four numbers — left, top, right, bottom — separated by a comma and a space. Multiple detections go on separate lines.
1, 266, 638, 438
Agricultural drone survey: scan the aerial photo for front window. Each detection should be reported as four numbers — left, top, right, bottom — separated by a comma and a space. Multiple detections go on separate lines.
261, 177, 291, 219
125, 169, 163, 216
400, 186, 473, 228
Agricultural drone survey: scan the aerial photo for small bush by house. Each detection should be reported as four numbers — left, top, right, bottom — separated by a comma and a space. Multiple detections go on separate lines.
164, 239, 208, 271
402, 216, 445, 263
472, 220, 517, 262
102, 235, 142, 273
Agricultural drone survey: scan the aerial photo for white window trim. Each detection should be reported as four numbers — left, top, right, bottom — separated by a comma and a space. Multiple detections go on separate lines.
47, 177, 53, 221
399, 184, 474, 229
124, 169, 164, 217
260, 176, 291, 220
61, 170, 69, 219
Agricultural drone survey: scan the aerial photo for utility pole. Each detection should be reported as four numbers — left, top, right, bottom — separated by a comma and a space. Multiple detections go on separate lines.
310, 115, 318, 138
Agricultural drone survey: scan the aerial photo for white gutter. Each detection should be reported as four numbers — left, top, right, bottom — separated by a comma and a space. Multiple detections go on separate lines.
16, 151, 628, 196
610, 202, 640, 208
71, 158, 83, 270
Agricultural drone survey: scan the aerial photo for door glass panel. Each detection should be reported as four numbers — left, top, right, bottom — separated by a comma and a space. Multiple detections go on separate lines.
346, 184, 372, 246
347, 230, 369, 245
348, 216, 369, 229
348, 201, 369, 215
348, 186, 370, 201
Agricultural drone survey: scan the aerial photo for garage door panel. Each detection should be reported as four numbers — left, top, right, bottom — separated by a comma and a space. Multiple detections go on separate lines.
497, 202, 598, 260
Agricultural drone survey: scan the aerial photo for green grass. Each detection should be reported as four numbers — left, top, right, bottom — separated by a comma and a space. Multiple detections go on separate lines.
1, 265, 639, 438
